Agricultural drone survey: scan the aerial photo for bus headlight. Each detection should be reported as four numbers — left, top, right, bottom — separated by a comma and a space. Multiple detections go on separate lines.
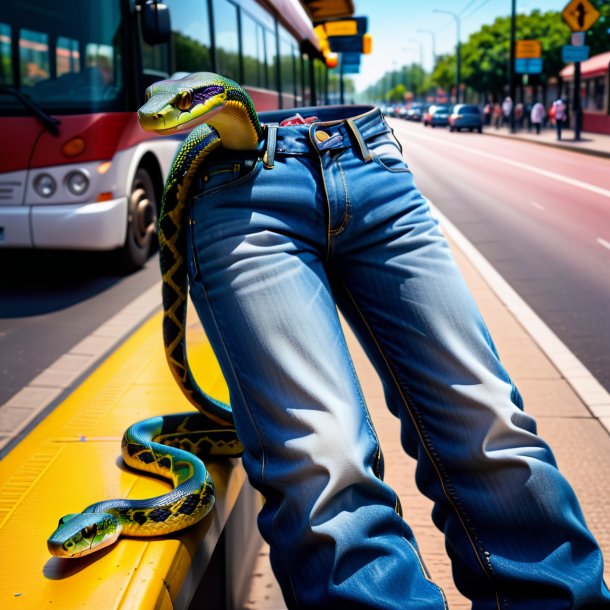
33, 173, 57, 198
65, 170, 90, 196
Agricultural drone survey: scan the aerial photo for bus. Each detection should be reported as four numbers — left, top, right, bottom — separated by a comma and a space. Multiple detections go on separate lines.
0, 0, 330, 270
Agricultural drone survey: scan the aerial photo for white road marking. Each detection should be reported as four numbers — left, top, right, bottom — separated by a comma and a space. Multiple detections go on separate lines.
394, 123, 610, 199
529, 201, 545, 211
597, 238, 610, 251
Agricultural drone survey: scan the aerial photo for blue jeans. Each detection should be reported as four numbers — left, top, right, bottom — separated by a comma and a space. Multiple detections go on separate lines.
186, 105, 609, 609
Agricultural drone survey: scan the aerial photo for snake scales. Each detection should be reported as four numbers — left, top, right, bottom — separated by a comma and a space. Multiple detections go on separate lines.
48, 73, 262, 558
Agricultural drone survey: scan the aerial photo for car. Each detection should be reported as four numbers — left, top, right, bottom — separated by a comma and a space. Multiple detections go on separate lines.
449, 104, 483, 132
423, 104, 451, 127
406, 103, 427, 122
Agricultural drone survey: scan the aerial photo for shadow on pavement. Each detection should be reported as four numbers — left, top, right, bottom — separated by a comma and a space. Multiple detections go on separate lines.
0, 249, 128, 318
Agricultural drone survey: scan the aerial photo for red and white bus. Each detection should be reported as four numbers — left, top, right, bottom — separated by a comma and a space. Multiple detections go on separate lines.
0, 0, 329, 270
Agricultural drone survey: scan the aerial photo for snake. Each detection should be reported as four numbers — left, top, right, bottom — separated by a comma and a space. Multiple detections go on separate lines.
47, 73, 262, 558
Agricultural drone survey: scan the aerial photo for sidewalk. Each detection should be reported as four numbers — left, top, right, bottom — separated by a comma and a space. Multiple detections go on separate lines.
484, 123, 610, 159
243, 215, 610, 609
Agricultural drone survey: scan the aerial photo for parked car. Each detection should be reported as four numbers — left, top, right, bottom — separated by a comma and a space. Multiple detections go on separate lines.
449, 104, 483, 132
406, 103, 427, 121
423, 104, 451, 127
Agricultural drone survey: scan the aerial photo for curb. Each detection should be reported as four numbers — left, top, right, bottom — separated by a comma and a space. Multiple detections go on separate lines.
483, 129, 610, 159
429, 202, 610, 436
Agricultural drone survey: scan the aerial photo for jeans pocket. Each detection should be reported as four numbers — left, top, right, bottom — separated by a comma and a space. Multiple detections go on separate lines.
200, 157, 262, 197
367, 132, 411, 173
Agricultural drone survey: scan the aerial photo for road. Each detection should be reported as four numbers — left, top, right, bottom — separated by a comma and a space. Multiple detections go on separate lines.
0, 250, 161, 406
1, 123, 609, 413
389, 117, 610, 393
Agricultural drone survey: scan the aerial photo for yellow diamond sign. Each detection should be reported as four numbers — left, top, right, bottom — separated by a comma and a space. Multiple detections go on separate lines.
562, 0, 600, 32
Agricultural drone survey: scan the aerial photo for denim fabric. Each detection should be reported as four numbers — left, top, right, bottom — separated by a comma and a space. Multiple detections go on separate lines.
185, 105, 609, 609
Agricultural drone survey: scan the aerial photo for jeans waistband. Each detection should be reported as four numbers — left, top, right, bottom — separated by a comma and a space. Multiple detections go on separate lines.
257, 105, 390, 163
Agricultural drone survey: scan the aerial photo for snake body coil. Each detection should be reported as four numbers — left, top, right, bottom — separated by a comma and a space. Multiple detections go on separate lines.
48, 73, 261, 558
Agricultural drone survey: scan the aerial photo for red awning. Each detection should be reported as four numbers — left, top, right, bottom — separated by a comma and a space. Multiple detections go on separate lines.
560, 50, 610, 80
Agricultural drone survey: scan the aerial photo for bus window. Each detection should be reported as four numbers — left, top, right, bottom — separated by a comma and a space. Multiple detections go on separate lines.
165, 0, 212, 74
295, 50, 302, 106
0, 0, 126, 113
57, 37, 80, 77
241, 11, 265, 89
265, 28, 277, 92
20, 29, 49, 87
212, 0, 239, 82
279, 26, 296, 108
0, 23, 12, 85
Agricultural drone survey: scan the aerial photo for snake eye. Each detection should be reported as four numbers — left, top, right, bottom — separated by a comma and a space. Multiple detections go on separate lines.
81, 525, 97, 539
145, 88, 152, 102
177, 90, 192, 111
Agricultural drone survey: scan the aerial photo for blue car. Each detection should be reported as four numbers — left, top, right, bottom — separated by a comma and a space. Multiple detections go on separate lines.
449, 104, 483, 132
424, 104, 451, 127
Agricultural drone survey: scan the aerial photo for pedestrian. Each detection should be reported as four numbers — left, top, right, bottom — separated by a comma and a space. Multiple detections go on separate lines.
553, 97, 567, 140
530, 100, 545, 134
501, 95, 512, 126
483, 101, 492, 126
185, 102, 610, 608
514, 102, 524, 129
493, 101, 502, 129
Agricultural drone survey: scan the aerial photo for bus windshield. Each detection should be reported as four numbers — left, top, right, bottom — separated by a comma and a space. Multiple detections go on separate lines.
0, 0, 126, 115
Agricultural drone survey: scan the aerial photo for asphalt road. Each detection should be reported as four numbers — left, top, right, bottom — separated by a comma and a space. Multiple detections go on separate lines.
0, 250, 161, 405
1, 123, 608, 409
390, 117, 610, 393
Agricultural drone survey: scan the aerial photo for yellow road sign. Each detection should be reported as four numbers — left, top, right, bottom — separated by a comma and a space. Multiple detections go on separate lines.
516, 40, 542, 59
562, 0, 600, 32
324, 20, 358, 36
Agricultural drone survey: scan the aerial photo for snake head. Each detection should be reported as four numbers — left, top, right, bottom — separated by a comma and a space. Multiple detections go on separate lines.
138, 72, 228, 134
47, 512, 122, 558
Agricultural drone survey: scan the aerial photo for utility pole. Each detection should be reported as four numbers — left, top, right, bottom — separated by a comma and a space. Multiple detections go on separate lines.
509, 0, 517, 132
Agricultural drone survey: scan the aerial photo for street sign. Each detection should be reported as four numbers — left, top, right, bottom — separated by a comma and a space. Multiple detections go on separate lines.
562, 44, 591, 62
515, 57, 543, 74
325, 20, 359, 37
515, 40, 542, 59
562, 0, 600, 32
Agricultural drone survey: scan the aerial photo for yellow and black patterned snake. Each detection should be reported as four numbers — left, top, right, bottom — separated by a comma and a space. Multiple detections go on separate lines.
48, 73, 262, 558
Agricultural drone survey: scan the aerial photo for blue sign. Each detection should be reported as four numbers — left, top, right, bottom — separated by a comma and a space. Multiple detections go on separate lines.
341, 64, 360, 74
341, 53, 361, 66
515, 57, 543, 74
562, 45, 590, 62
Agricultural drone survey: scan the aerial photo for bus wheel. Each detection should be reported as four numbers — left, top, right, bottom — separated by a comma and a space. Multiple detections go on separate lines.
117, 168, 158, 272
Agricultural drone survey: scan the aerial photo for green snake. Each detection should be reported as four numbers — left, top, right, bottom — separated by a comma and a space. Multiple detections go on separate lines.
48, 73, 262, 558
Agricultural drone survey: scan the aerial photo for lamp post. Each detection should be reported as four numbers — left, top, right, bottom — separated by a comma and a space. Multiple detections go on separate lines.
433, 9, 461, 103
508, 0, 517, 132
416, 28, 437, 69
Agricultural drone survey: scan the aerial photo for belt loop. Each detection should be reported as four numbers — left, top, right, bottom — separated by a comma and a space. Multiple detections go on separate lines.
346, 118, 372, 162
263, 122, 279, 169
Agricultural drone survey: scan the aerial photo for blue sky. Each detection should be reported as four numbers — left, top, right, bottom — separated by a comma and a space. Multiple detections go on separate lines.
351, 0, 566, 91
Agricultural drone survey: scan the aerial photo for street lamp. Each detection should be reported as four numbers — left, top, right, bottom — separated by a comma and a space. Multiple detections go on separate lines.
417, 28, 437, 69
509, 0, 517, 133
433, 9, 461, 103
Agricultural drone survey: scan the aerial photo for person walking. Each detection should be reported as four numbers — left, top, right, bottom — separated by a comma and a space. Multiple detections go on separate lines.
184, 103, 610, 609
553, 97, 567, 140
531, 100, 545, 134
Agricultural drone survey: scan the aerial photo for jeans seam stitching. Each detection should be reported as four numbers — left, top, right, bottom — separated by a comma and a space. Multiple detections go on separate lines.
338, 278, 502, 610
329, 158, 351, 237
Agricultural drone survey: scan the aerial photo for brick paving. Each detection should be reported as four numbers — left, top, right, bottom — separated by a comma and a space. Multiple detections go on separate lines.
242, 231, 610, 610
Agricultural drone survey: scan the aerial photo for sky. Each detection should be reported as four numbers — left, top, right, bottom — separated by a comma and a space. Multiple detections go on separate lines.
350, 0, 566, 91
